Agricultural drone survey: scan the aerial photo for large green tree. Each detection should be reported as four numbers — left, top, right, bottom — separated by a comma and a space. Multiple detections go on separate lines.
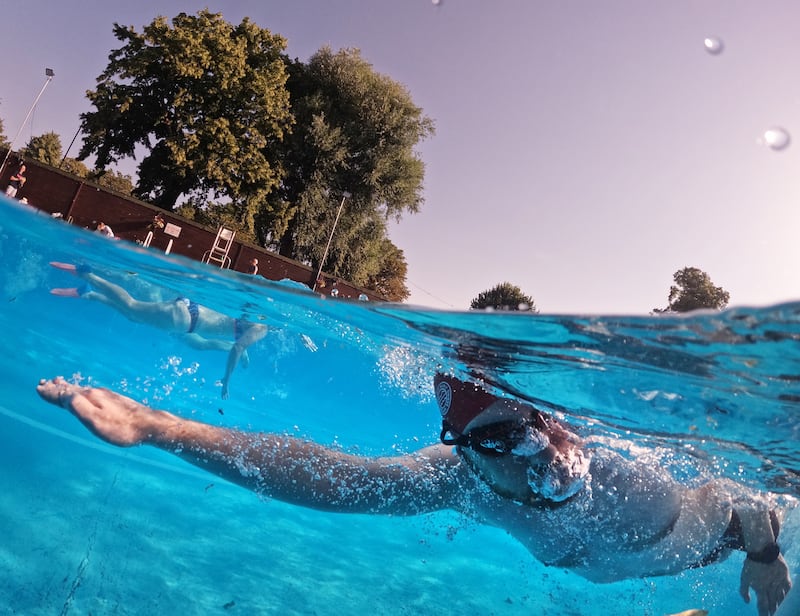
23, 131, 62, 166
79, 9, 292, 227
655, 266, 730, 313
470, 282, 538, 312
259, 47, 434, 282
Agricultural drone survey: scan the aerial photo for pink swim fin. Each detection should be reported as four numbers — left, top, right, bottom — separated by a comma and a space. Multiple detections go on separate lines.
50, 262, 78, 273
50, 287, 82, 297
50, 262, 92, 275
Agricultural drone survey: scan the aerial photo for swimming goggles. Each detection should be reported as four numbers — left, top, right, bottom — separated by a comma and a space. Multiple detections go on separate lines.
440, 419, 529, 457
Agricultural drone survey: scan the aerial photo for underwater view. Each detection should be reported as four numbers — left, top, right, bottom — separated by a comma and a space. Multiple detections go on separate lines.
1, 196, 799, 615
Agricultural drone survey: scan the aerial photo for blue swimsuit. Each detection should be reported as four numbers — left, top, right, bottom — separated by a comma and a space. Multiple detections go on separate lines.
176, 298, 200, 333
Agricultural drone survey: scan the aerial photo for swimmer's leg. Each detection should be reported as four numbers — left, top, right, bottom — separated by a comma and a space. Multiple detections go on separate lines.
50, 262, 91, 275
51, 263, 132, 302
50, 263, 181, 328
51, 285, 92, 298
50, 263, 95, 297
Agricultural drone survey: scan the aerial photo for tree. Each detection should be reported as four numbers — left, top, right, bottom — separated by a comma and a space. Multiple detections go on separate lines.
655, 266, 730, 313
61, 158, 90, 178
0, 114, 9, 150
363, 238, 410, 301
259, 47, 434, 283
470, 282, 538, 312
23, 131, 63, 166
78, 10, 292, 225
78, 14, 431, 298
90, 168, 134, 195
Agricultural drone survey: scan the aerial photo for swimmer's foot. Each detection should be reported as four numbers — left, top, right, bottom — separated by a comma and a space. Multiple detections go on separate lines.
50, 284, 92, 298
51, 287, 82, 297
36, 376, 160, 447
50, 262, 92, 275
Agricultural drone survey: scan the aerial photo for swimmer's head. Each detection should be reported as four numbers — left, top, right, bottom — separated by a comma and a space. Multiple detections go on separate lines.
435, 374, 548, 457
435, 373, 588, 503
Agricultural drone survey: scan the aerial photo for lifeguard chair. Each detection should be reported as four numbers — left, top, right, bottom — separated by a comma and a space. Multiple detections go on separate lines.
202, 226, 236, 268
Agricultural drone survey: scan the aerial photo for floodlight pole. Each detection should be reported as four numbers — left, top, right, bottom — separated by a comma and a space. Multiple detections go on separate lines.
60, 124, 82, 169
0, 68, 55, 177
313, 192, 350, 291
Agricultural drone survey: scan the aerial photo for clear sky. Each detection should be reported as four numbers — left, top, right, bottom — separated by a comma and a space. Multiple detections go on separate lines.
2, 1, 799, 314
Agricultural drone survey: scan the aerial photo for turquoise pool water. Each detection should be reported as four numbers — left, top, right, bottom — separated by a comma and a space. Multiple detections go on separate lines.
1, 197, 798, 615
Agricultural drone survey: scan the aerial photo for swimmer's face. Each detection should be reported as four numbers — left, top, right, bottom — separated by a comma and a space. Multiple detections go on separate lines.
456, 420, 559, 502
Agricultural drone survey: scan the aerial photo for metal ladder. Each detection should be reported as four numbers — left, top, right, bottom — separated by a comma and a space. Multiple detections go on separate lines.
202, 226, 236, 268
142, 231, 174, 254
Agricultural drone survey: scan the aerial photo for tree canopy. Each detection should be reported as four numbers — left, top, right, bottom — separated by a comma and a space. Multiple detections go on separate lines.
470, 282, 538, 312
363, 238, 410, 301
23, 131, 63, 166
265, 48, 434, 278
79, 10, 292, 221
77, 12, 432, 299
655, 266, 730, 313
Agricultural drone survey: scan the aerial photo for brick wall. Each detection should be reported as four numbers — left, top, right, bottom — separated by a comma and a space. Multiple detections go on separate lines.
1, 151, 385, 301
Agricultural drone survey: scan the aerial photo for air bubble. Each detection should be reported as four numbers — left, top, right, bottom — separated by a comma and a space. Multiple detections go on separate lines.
703, 37, 724, 55
762, 127, 791, 151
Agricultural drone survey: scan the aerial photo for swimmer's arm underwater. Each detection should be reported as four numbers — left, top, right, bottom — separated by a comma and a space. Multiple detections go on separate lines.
221, 324, 267, 400
734, 500, 792, 616
36, 377, 461, 515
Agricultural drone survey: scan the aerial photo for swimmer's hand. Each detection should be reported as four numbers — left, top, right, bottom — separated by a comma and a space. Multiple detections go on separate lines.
36, 376, 163, 447
739, 554, 791, 616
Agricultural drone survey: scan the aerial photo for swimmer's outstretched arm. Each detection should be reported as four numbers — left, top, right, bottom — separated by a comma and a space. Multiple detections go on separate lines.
36, 377, 463, 516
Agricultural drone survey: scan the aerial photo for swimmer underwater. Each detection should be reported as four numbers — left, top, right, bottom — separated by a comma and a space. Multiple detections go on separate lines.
49, 263, 267, 399
36, 373, 793, 615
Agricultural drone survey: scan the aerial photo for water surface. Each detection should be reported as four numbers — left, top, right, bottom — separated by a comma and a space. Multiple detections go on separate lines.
1, 198, 798, 615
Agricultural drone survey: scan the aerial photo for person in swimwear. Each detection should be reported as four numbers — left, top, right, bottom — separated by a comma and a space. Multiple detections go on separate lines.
35, 373, 792, 616
49, 263, 267, 398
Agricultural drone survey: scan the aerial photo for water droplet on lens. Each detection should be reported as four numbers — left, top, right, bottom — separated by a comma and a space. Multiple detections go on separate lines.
762, 127, 791, 151
703, 37, 724, 55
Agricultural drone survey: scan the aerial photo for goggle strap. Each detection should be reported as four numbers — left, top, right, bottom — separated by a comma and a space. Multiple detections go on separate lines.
440, 420, 461, 446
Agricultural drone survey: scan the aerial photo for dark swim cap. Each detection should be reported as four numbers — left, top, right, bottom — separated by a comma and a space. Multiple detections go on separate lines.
434, 373, 503, 437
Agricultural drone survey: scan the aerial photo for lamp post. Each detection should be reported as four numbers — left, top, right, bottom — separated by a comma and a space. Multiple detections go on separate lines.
0, 68, 55, 177
313, 191, 350, 291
